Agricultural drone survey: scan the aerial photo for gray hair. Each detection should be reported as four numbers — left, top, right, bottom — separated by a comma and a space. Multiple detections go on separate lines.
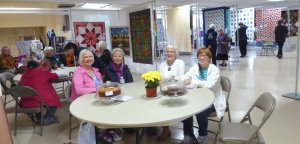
43, 46, 54, 55
98, 41, 107, 50
78, 49, 94, 65
209, 24, 215, 29
166, 45, 179, 58
111, 48, 124, 57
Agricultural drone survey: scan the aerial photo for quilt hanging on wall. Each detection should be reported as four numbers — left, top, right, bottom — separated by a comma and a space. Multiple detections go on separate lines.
110, 27, 130, 56
203, 7, 229, 35
255, 9, 281, 41
73, 22, 106, 50
130, 9, 152, 64
282, 10, 298, 36
230, 8, 255, 41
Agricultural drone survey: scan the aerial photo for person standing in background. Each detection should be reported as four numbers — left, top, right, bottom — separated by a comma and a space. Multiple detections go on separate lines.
235, 22, 248, 58
275, 20, 288, 59
204, 24, 218, 65
216, 29, 229, 66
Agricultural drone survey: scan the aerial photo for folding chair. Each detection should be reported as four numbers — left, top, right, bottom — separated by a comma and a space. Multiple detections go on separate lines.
64, 83, 79, 140
0, 72, 15, 108
219, 92, 276, 144
193, 76, 232, 144
10, 86, 59, 136
260, 41, 276, 56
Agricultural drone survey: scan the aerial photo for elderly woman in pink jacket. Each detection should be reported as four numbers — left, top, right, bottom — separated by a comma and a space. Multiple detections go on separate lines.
70, 49, 103, 102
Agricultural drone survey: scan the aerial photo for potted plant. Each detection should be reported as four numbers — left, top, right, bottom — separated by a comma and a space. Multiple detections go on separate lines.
141, 71, 161, 97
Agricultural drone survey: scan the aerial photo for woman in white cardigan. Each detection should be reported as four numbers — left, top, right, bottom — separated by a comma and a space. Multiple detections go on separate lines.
157, 45, 185, 141
181, 48, 226, 144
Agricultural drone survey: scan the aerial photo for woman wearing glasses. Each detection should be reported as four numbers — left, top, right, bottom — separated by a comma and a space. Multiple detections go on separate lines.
157, 45, 185, 141
181, 48, 226, 144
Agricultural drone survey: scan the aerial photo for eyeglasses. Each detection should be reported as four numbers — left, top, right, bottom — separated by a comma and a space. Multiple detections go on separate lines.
198, 55, 209, 59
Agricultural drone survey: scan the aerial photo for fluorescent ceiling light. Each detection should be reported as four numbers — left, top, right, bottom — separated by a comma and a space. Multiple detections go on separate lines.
81, 3, 110, 9
267, 0, 284, 1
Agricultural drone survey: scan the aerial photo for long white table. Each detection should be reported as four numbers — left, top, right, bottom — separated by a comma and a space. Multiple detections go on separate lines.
70, 81, 214, 143
13, 66, 77, 83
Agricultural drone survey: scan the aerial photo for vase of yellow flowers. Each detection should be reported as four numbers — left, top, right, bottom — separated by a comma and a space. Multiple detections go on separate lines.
141, 71, 161, 97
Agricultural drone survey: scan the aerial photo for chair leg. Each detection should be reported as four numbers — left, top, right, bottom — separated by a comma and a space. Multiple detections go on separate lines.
40, 111, 43, 136
14, 112, 17, 136
4, 94, 7, 108
227, 108, 231, 122
69, 113, 72, 140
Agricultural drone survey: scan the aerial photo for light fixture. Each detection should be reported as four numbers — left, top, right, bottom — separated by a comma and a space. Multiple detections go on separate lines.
80, 3, 110, 9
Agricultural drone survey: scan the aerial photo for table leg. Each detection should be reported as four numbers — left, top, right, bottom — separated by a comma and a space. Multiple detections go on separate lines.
135, 128, 140, 144
135, 128, 146, 144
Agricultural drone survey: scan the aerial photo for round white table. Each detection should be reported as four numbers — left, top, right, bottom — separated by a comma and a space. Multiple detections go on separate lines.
70, 81, 214, 128
13, 66, 77, 82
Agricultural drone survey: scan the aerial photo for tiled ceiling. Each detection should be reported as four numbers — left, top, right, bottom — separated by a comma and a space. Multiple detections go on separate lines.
0, 0, 298, 9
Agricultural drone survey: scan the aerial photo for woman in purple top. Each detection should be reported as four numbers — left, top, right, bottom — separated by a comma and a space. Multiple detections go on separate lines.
70, 49, 103, 102
216, 29, 229, 66
105, 48, 133, 83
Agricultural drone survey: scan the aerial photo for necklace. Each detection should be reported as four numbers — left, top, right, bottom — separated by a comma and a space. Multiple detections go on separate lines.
167, 60, 174, 71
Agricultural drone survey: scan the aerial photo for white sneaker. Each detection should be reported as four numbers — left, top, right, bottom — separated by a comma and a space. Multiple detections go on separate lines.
181, 135, 196, 144
197, 135, 208, 144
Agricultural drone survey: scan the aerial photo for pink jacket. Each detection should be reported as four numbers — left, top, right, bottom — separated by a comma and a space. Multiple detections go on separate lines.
70, 66, 102, 102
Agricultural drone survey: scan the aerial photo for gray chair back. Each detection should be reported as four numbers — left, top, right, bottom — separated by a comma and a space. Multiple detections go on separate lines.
241, 92, 276, 140
10, 86, 44, 136
0, 72, 15, 92
64, 83, 72, 100
11, 86, 40, 98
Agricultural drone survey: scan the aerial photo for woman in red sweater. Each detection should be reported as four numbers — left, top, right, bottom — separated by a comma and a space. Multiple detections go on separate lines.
19, 60, 61, 125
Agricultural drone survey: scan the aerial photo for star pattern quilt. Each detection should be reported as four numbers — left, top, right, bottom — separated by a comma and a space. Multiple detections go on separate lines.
73, 22, 106, 50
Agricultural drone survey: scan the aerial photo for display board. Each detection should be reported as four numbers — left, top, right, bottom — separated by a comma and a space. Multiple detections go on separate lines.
230, 8, 255, 41
255, 8, 281, 41
16, 41, 31, 56
282, 9, 298, 36
130, 9, 152, 64
73, 22, 106, 50
203, 7, 229, 34
110, 27, 130, 56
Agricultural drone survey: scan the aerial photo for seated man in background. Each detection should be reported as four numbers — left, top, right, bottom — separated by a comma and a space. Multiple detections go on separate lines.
0, 46, 18, 74
20, 60, 61, 125
40, 46, 62, 71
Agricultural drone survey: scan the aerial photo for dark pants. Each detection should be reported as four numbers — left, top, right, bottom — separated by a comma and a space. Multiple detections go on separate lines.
210, 47, 217, 65
183, 105, 216, 137
277, 41, 284, 57
239, 40, 247, 56
44, 106, 57, 119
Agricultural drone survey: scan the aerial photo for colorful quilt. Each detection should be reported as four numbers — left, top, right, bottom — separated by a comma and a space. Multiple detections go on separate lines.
73, 22, 106, 50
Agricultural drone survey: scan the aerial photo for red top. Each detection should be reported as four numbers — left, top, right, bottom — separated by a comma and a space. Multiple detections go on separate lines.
19, 68, 61, 108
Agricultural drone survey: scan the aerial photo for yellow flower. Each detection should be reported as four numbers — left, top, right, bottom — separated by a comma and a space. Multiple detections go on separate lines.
141, 71, 161, 88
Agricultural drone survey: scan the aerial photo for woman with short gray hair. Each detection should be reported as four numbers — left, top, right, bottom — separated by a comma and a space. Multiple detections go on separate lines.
157, 45, 185, 141
105, 48, 133, 83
